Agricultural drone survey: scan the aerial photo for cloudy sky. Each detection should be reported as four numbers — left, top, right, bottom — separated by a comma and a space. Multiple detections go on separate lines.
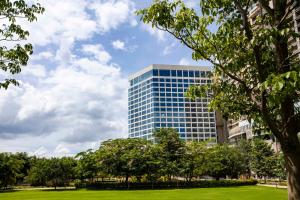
0, 0, 207, 157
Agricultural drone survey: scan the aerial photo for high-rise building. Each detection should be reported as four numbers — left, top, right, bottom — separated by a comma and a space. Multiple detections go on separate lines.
128, 64, 217, 142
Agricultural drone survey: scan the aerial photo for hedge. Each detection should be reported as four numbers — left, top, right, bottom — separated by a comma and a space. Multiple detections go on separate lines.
75, 179, 258, 190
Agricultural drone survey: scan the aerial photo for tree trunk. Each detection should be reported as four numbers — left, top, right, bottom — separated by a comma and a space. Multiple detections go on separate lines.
125, 174, 129, 189
285, 151, 300, 200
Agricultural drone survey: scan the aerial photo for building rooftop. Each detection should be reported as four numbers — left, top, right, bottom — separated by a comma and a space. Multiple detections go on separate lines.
129, 64, 212, 80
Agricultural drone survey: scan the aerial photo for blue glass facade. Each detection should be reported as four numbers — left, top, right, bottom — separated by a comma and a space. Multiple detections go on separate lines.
128, 65, 216, 142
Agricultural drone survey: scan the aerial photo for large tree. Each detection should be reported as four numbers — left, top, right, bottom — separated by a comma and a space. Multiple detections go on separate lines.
96, 138, 150, 188
0, 0, 44, 89
138, 1, 300, 199
153, 128, 185, 181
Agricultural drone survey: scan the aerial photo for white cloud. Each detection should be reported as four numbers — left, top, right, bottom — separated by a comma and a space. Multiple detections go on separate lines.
31, 51, 54, 61
141, 23, 167, 41
24, 0, 97, 46
184, 0, 198, 9
89, 0, 137, 33
22, 64, 47, 78
179, 57, 198, 65
163, 41, 177, 56
82, 44, 112, 63
0, 48, 128, 155
112, 40, 125, 50
0, 0, 140, 156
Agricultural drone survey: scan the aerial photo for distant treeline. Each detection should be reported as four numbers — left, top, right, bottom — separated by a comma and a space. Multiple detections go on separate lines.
0, 128, 286, 190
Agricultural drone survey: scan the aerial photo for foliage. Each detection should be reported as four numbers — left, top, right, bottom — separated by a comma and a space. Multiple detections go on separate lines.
153, 128, 185, 181
137, 1, 300, 197
75, 149, 99, 182
0, 0, 44, 89
28, 157, 77, 188
0, 153, 23, 189
251, 139, 277, 180
179, 141, 206, 181
96, 138, 150, 186
0, 132, 287, 189
77, 179, 258, 190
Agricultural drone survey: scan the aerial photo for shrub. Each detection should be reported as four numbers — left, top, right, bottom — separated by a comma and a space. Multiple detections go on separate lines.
75, 179, 258, 190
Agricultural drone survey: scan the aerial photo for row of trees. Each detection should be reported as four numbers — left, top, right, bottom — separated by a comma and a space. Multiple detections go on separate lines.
0, 128, 286, 189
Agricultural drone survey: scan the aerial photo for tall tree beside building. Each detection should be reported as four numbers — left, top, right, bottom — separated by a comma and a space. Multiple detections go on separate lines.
138, 1, 300, 199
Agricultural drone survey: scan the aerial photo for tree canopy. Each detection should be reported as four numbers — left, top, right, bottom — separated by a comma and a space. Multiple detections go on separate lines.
0, 0, 44, 89
137, 1, 300, 199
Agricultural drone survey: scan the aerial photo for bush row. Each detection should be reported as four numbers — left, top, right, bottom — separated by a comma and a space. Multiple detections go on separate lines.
75, 179, 258, 190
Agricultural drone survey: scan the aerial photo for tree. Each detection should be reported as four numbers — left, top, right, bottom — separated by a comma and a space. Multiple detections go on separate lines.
138, 1, 300, 199
274, 152, 287, 181
27, 158, 48, 186
96, 138, 149, 188
13, 152, 34, 184
0, 153, 23, 189
75, 149, 99, 182
179, 141, 206, 182
235, 140, 253, 178
153, 128, 185, 181
28, 157, 76, 189
0, 0, 44, 89
143, 143, 162, 184
251, 139, 277, 182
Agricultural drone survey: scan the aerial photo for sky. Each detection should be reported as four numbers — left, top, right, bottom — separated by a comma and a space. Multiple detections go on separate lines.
0, 0, 209, 157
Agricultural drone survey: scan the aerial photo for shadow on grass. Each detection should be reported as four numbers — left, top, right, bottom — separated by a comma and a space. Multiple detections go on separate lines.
0, 189, 20, 193
41, 188, 77, 192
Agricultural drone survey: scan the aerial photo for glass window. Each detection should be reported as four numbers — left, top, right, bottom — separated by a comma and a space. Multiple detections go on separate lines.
159, 70, 170, 76
183, 70, 189, 77
195, 71, 200, 77
189, 71, 194, 77
153, 69, 158, 76
177, 70, 183, 77
171, 70, 176, 76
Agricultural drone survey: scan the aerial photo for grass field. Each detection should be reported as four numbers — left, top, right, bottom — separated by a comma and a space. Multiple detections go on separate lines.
0, 186, 287, 200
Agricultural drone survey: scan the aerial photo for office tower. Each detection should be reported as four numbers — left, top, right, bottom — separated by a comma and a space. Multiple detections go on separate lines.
128, 64, 217, 142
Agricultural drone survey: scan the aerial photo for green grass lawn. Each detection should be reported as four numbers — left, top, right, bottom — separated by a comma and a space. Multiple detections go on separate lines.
0, 186, 287, 200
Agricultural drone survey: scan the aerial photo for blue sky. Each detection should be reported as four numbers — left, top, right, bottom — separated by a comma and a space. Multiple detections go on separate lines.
0, 0, 210, 156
